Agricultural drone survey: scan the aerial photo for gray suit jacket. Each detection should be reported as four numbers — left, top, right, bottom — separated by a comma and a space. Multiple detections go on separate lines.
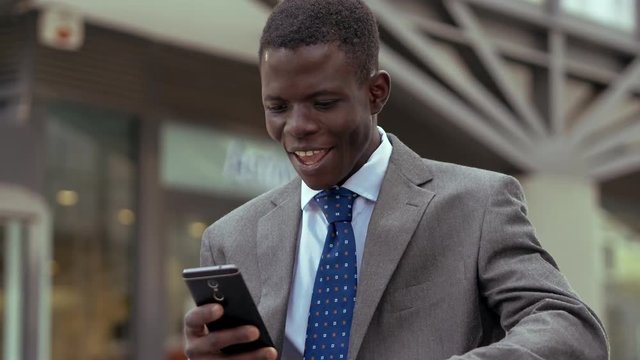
201, 135, 609, 359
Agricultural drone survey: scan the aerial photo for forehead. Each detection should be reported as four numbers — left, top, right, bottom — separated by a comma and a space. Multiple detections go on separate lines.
260, 44, 359, 97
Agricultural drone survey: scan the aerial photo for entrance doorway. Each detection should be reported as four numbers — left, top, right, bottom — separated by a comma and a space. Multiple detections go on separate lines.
0, 183, 52, 360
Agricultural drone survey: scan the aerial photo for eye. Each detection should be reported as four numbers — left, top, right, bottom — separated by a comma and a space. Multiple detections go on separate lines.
265, 103, 288, 113
314, 99, 338, 110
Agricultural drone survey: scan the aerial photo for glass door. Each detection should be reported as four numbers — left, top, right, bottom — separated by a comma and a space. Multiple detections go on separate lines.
45, 102, 138, 360
1, 218, 23, 360
0, 184, 52, 360
163, 190, 246, 360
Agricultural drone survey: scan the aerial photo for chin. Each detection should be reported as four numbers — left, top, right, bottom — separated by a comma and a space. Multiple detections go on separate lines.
301, 177, 334, 191
304, 181, 328, 191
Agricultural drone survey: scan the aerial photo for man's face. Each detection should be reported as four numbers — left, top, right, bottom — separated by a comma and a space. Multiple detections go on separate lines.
260, 44, 381, 190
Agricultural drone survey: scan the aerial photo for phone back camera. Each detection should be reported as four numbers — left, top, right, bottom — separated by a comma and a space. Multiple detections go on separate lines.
207, 279, 219, 289
213, 290, 225, 302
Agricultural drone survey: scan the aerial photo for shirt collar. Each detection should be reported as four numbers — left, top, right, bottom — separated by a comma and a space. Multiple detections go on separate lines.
300, 126, 393, 210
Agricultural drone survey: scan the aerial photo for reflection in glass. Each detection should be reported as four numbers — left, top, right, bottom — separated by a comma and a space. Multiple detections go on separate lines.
562, 0, 636, 32
0, 223, 4, 358
163, 189, 247, 359
46, 103, 137, 360
515, 0, 545, 5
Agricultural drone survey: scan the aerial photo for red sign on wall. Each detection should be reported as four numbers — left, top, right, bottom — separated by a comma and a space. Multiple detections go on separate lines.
38, 6, 85, 51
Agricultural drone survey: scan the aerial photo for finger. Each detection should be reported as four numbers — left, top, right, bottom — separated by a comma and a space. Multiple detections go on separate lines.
206, 325, 260, 350
185, 326, 260, 358
184, 304, 224, 338
255, 347, 278, 360
225, 347, 278, 360
185, 333, 221, 359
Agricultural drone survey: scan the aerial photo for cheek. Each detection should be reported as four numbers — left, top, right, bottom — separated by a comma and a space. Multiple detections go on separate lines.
265, 117, 283, 142
349, 116, 373, 144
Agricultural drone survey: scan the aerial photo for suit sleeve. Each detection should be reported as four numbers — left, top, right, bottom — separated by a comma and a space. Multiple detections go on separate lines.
449, 175, 609, 360
200, 224, 226, 267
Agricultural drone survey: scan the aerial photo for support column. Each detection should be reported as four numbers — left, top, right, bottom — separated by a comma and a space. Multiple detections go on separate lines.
3, 220, 23, 360
133, 119, 166, 360
519, 174, 605, 318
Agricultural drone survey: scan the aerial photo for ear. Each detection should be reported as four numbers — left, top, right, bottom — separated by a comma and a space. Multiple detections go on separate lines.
368, 70, 391, 115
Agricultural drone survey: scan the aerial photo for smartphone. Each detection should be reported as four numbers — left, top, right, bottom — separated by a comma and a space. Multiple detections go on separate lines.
182, 264, 275, 354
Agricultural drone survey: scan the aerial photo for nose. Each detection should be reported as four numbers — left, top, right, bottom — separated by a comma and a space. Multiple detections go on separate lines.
284, 105, 320, 138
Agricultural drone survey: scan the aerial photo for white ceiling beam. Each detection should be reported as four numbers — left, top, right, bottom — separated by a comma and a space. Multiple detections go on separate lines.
369, 0, 535, 148
402, 13, 467, 44
446, 0, 548, 138
406, 13, 550, 68
563, 80, 595, 126
548, 28, 566, 135
380, 44, 537, 171
570, 57, 640, 144
583, 120, 640, 160
405, 13, 634, 91
590, 148, 640, 181
462, 0, 640, 55
495, 39, 548, 68
462, 0, 550, 26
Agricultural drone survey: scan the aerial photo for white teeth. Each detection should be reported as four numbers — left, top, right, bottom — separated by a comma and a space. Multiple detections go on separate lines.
295, 150, 324, 157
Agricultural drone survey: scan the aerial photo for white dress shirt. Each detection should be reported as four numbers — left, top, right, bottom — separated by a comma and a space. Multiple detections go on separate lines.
282, 127, 392, 357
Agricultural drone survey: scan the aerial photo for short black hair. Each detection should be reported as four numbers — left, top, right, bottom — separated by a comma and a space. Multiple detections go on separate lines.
259, 0, 379, 82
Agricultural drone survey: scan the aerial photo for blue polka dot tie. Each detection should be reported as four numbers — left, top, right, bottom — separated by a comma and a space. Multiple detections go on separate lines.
304, 186, 359, 360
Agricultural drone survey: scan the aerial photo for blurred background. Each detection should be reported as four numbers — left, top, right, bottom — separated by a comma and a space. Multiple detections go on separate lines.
0, 0, 639, 359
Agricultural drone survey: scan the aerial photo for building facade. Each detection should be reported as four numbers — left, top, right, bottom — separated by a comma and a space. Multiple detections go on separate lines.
0, 1, 639, 360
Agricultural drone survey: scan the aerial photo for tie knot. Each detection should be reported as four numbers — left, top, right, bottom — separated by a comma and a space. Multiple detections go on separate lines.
314, 186, 358, 223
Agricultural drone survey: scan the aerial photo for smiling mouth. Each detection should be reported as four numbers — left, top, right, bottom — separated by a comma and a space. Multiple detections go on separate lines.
292, 149, 330, 166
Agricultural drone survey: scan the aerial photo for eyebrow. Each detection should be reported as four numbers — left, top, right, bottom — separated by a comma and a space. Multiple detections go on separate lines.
263, 95, 285, 102
308, 90, 341, 98
263, 90, 342, 102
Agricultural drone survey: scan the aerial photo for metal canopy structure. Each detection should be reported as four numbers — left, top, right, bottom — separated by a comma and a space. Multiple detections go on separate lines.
371, 0, 640, 182
23, 0, 640, 182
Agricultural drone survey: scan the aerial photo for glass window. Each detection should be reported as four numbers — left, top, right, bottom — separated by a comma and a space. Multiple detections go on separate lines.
516, 0, 545, 5
561, 0, 636, 32
163, 192, 245, 360
603, 212, 640, 360
161, 121, 295, 198
45, 102, 137, 360
0, 223, 4, 357
161, 121, 295, 358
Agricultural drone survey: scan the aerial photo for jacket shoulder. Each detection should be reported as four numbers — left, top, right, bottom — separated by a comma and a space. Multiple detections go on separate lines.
424, 159, 517, 193
211, 178, 298, 233
200, 178, 300, 266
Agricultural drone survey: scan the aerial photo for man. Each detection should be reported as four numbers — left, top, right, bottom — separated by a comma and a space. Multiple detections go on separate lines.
184, 0, 609, 359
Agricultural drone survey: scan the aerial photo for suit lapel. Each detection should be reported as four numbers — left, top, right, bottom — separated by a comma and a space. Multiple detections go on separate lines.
348, 136, 436, 359
256, 179, 302, 353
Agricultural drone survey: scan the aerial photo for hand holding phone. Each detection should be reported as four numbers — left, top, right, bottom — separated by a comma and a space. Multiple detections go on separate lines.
182, 265, 276, 357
